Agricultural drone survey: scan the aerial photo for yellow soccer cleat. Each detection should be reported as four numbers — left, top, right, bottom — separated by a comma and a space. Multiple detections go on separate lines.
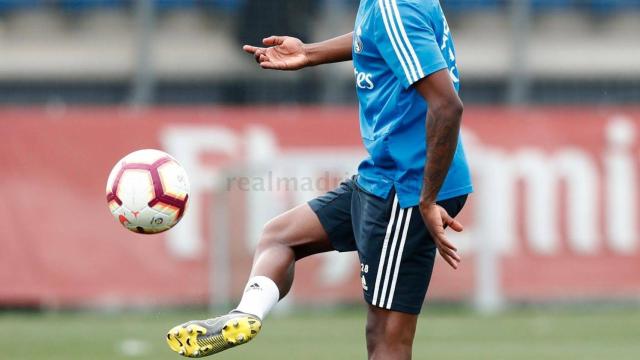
166, 312, 262, 357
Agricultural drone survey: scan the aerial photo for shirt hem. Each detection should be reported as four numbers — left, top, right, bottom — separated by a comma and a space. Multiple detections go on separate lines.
397, 184, 474, 208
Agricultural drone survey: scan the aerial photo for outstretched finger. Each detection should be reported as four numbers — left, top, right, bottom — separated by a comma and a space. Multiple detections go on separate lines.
439, 244, 461, 262
442, 217, 464, 232
439, 249, 459, 269
440, 208, 464, 232
263, 36, 286, 46
242, 45, 262, 54
447, 218, 464, 232
258, 54, 269, 63
254, 52, 267, 64
435, 232, 458, 252
260, 61, 284, 70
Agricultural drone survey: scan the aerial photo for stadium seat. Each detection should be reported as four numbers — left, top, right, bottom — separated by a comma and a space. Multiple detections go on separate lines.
442, 0, 500, 13
590, 0, 640, 13
201, 0, 242, 12
531, 0, 572, 11
155, 0, 195, 10
58, 0, 125, 11
0, 0, 41, 13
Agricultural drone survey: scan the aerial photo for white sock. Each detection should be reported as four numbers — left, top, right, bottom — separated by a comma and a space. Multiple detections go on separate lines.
233, 276, 280, 320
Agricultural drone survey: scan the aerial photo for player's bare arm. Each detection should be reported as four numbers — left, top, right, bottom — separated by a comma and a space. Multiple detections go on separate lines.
415, 69, 465, 270
242, 33, 353, 70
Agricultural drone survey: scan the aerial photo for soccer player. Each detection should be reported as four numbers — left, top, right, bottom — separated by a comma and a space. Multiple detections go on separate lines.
166, 0, 472, 358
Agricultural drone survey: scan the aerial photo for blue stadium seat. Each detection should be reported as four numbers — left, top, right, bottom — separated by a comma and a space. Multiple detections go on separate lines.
590, 0, 640, 13
531, 0, 572, 10
57, 0, 244, 12
155, 0, 195, 9
201, 0, 242, 12
1, 0, 638, 15
443, 0, 640, 13
0, 0, 41, 13
58, 0, 125, 11
442, 0, 501, 12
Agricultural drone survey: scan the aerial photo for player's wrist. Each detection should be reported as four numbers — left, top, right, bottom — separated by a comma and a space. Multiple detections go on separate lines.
302, 43, 320, 67
419, 191, 437, 208
419, 200, 436, 210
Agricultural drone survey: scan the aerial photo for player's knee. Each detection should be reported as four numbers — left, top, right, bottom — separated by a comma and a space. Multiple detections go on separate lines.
365, 317, 383, 353
256, 220, 282, 251
256, 217, 295, 256
367, 329, 411, 359
366, 312, 414, 351
367, 327, 412, 359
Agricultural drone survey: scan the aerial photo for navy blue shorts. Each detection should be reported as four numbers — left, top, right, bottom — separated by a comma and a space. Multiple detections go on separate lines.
308, 177, 467, 314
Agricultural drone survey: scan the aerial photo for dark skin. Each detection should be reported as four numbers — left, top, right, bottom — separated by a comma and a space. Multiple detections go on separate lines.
415, 70, 465, 270
243, 34, 353, 70
243, 34, 464, 360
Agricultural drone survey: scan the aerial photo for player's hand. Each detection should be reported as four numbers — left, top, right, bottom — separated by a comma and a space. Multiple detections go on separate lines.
242, 36, 310, 71
419, 202, 463, 269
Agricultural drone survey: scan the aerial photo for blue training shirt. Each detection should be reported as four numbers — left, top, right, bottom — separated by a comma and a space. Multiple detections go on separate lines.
353, 0, 473, 208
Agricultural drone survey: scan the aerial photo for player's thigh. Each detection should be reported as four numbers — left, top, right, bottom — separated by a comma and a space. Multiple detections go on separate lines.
301, 178, 357, 258
260, 203, 334, 259
259, 178, 357, 259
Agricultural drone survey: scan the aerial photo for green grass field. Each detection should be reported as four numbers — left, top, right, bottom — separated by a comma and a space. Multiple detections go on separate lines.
1, 307, 639, 360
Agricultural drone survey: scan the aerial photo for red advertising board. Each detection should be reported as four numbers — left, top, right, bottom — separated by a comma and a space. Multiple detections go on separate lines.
1, 107, 639, 307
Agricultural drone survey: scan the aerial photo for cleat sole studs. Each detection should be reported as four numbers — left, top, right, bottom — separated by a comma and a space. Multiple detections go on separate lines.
168, 318, 257, 357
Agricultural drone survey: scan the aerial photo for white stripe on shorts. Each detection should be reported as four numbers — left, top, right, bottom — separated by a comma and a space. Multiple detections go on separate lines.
372, 195, 400, 306
378, 207, 407, 307
386, 207, 412, 309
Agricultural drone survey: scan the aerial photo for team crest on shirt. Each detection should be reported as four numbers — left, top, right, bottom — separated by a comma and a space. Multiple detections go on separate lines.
354, 26, 364, 53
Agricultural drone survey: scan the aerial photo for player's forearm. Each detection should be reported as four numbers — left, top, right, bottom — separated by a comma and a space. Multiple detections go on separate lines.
304, 32, 353, 66
420, 100, 463, 205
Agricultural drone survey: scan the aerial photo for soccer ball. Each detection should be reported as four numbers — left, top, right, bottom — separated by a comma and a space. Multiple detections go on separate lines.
106, 149, 190, 234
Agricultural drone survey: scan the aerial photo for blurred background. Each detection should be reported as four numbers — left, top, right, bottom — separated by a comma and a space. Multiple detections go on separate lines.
1, 1, 640, 359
